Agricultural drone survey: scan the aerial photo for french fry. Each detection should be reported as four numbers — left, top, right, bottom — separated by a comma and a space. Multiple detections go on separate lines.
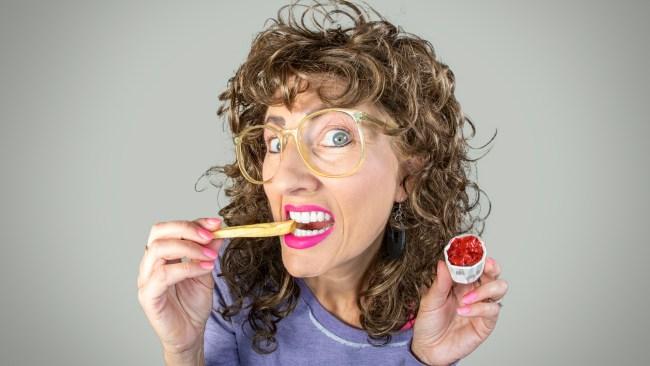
212, 220, 297, 238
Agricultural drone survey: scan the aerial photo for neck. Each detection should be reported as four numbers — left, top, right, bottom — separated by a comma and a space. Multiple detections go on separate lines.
303, 234, 383, 328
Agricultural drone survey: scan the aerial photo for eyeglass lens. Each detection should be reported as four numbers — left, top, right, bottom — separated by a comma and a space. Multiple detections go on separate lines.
238, 111, 363, 182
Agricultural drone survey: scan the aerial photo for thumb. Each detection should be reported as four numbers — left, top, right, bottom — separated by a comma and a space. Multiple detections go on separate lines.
420, 260, 453, 311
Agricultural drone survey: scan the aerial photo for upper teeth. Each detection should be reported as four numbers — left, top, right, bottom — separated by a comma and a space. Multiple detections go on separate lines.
289, 211, 331, 223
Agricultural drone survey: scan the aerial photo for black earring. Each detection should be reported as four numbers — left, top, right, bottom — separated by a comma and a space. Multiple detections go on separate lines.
384, 201, 406, 259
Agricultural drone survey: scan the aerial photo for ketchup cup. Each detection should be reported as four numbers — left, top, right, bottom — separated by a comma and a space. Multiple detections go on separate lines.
443, 234, 486, 284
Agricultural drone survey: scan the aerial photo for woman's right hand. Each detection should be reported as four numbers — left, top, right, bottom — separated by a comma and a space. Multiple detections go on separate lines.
137, 217, 224, 361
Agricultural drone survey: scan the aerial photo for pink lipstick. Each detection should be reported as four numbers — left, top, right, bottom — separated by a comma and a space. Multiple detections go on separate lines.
282, 204, 335, 250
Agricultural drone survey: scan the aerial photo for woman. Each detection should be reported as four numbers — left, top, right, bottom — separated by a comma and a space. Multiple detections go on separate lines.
137, 1, 508, 365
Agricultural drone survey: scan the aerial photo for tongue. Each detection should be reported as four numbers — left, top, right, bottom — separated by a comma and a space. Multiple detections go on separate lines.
297, 221, 332, 230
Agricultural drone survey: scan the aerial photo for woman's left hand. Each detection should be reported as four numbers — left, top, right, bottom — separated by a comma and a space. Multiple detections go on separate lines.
410, 257, 508, 366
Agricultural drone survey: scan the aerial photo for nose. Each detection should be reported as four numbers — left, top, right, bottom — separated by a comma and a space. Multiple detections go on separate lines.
268, 135, 319, 194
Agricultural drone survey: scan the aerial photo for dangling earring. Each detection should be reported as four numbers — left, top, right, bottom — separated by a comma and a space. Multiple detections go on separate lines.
384, 201, 406, 259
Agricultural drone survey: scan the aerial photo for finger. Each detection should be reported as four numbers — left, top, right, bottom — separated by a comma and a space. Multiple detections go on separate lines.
147, 219, 221, 248
482, 257, 502, 281
139, 238, 219, 286
194, 217, 223, 232
193, 217, 225, 254
452, 281, 478, 302
459, 279, 509, 305
139, 260, 216, 301
140, 218, 223, 283
456, 301, 501, 320
453, 257, 501, 300
420, 260, 453, 311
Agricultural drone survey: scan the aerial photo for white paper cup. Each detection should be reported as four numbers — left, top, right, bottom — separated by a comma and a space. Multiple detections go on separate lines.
443, 234, 486, 284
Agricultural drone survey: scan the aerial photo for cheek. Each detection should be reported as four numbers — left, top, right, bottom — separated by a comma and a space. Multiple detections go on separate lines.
346, 152, 398, 208
336, 155, 398, 241
262, 185, 281, 220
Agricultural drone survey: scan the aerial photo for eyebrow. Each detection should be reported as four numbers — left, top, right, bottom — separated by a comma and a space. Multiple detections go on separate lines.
264, 104, 327, 127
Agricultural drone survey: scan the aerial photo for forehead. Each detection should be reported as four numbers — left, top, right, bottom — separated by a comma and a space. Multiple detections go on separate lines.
264, 78, 384, 125
265, 77, 342, 115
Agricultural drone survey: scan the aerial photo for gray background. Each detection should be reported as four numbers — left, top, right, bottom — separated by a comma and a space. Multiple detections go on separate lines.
1, 0, 648, 365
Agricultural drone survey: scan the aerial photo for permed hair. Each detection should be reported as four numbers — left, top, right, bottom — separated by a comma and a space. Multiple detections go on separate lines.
197, 0, 495, 354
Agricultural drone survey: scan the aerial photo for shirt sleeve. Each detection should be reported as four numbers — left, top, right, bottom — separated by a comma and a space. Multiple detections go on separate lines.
204, 239, 240, 366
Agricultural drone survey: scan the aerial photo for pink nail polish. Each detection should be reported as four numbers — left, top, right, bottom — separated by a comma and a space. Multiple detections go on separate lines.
462, 291, 477, 304
457, 306, 471, 315
198, 228, 213, 240
202, 248, 217, 259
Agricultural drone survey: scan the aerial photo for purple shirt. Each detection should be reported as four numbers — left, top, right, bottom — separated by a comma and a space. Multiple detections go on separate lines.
204, 240, 461, 366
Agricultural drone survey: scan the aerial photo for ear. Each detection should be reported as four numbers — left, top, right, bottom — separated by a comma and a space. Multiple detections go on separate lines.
394, 181, 408, 203
394, 156, 423, 202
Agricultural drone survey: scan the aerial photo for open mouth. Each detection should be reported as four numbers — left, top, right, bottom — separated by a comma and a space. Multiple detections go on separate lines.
296, 221, 334, 230
284, 204, 335, 238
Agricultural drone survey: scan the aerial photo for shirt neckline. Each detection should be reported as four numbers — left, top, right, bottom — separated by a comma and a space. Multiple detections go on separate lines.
295, 277, 413, 346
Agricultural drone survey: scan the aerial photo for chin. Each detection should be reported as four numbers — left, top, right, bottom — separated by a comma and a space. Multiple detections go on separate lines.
280, 249, 325, 278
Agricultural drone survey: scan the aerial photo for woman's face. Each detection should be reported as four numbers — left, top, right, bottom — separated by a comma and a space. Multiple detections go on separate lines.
262, 80, 408, 279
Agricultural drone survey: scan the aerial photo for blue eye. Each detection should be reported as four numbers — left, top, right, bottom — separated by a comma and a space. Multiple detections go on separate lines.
267, 137, 281, 153
322, 129, 351, 147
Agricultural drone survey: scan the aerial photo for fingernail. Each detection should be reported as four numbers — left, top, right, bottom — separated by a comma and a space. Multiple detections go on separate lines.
487, 257, 495, 265
202, 248, 217, 259
457, 306, 471, 315
199, 261, 215, 269
462, 291, 477, 304
198, 227, 213, 240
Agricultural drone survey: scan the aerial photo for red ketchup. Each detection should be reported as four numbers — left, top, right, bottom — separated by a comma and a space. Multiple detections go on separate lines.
447, 235, 483, 266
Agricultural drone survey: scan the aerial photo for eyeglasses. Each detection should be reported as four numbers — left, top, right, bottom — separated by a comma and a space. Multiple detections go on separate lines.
234, 107, 399, 185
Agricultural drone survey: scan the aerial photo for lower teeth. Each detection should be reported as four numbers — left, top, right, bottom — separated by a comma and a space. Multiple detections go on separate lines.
294, 225, 333, 237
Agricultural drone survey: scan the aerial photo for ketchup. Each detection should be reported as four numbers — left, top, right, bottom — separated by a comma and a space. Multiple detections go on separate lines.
447, 235, 483, 266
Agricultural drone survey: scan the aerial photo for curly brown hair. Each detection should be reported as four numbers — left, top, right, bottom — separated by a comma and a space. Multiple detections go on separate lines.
196, 0, 495, 354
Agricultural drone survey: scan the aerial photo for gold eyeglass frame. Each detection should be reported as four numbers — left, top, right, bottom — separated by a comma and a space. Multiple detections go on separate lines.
234, 107, 400, 185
